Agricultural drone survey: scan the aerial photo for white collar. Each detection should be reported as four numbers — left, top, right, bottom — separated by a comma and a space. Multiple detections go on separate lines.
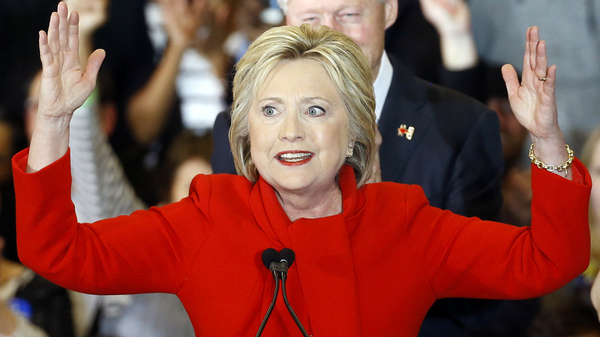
372, 51, 393, 123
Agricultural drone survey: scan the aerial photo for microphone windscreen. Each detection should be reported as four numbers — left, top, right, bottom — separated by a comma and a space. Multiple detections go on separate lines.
279, 248, 295, 267
261, 248, 280, 269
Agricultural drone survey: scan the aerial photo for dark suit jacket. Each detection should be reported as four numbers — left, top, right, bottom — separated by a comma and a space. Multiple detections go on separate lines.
211, 55, 505, 337
378, 57, 503, 220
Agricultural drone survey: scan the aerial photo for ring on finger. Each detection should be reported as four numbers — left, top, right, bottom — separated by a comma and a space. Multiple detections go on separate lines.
538, 76, 547, 81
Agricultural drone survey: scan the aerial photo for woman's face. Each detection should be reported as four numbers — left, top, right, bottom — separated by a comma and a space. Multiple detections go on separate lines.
249, 59, 351, 195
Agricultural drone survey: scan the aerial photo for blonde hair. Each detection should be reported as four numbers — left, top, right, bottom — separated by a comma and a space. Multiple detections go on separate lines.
229, 24, 376, 187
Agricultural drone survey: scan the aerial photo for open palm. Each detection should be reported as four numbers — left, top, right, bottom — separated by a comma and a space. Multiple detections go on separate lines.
38, 2, 105, 120
501, 26, 560, 141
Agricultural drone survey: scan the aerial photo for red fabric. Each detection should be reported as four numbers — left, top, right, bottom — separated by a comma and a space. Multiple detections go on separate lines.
12, 148, 591, 337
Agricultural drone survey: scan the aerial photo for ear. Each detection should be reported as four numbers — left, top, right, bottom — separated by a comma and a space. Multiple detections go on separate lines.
346, 140, 356, 157
383, 0, 398, 30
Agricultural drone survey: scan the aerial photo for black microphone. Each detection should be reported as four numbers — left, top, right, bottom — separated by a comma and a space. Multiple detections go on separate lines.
278, 248, 295, 275
261, 248, 281, 278
256, 248, 281, 337
277, 248, 309, 337
257, 248, 309, 337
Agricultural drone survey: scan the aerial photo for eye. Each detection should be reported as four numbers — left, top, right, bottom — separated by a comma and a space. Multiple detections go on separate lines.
262, 106, 278, 116
302, 17, 319, 24
339, 12, 360, 23
307, 106, 325, 116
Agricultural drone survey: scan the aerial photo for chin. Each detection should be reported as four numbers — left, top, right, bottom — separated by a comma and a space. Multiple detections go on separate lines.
273, 178, 314, 192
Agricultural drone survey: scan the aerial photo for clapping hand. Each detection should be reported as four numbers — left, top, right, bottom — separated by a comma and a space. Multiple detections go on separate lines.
27, 2, 105, 172
64, 0, 109, 38
501, 27, 569, 178
420, 0, 477, 70
420, 0, 471, 36
159, 0, 206, 49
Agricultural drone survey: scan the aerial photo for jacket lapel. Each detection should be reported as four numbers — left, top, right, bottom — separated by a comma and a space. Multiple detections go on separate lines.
378, 59, 433, 183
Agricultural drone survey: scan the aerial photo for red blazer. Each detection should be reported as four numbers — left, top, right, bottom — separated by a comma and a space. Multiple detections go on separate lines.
12, 149, 591, 337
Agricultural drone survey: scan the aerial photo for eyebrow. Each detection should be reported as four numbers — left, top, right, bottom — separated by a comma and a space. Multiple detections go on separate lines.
258, 96, 331, 104
257, 97, 284, 105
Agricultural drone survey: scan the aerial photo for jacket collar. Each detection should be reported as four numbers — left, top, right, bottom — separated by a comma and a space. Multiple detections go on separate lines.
249, 165, 363, 336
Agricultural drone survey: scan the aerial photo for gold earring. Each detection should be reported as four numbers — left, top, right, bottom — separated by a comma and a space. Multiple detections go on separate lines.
346, 145, 354, 158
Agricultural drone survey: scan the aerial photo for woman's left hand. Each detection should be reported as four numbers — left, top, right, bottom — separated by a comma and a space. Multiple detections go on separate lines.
502, 26, 559, 141
502, 26, 569, 177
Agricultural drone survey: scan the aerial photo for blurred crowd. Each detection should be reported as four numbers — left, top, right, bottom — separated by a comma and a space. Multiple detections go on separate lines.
0, 0, 599, 336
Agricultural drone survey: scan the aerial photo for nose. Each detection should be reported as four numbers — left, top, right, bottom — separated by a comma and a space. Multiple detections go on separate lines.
278, 112, 305, 142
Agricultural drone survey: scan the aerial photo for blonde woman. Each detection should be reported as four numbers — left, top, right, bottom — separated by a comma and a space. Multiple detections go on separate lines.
13, 3, 591, 336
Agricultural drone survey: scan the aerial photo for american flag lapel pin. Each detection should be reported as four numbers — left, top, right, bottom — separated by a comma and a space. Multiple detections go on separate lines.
397, 124, 415, 140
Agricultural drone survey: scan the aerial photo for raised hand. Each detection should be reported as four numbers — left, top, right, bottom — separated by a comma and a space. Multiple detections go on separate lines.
27, 2, 105, 172
420, 0, 477, 71
159, 0, 206, 49
38, 2, 105, 119
420, 0, 470, 36
502, 27, 568, 178
502, 27, 560, 141
65, 0, 109, 38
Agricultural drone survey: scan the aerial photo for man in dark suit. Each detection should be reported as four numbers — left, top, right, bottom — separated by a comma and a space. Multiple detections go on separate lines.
212, 0, 504, 335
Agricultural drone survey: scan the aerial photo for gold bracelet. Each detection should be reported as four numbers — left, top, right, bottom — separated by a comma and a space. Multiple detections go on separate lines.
528, 144, 574, 177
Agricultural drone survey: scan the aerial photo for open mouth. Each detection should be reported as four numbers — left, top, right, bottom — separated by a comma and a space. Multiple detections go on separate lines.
276, 151, 313, 165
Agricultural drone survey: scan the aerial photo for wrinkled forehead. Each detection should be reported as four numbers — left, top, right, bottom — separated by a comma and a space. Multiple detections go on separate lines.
283, 0, 380, 14
254, 59, 341, 101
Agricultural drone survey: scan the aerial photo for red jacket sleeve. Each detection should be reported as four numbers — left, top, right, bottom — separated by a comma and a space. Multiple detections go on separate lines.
403, 159, 591, 300
12, 148, 211, 295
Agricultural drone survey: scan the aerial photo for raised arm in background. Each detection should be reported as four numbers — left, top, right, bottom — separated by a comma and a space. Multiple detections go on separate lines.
63, 0, 146, 221
125, 0, 204, 146
419, 0, 477, 71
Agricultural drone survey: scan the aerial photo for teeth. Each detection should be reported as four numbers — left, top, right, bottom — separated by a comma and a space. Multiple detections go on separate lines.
279, 152, 311, 162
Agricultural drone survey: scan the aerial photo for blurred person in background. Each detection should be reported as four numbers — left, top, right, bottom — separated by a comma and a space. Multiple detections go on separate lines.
128, 0, 241, 147
0, 237, 73, 337
421, 0, 532, 229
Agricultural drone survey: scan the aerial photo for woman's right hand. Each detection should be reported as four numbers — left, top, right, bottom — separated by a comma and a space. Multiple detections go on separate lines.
38, 2, 104, 120
27, 2, 105, 172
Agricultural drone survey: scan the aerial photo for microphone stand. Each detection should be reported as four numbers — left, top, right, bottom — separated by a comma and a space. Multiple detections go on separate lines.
257, 248, 309, 337
281, 271, 310, 337
255, 274, 280, 337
